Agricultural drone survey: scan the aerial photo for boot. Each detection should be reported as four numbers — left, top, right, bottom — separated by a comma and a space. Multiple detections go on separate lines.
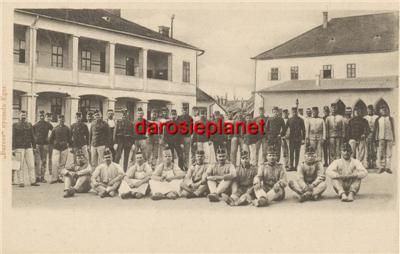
253, 197, 269, 207
221, 193, 235, 206
340, 193, 348, 202
207, 193, 220, 202
347, 192, 355, 202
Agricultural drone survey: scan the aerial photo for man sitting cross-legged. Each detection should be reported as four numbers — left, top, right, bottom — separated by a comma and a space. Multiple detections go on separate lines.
205, 147, 236, 202
149, 147, 186, 200
221, 151, 258, 206
252, 146, 287, 207
288, 146, 327, 202
118, 149, 153, 199
61, 149, 92, 198
326, 142, 368, 202
180, 150, 209, 198
91, 148, 125, 198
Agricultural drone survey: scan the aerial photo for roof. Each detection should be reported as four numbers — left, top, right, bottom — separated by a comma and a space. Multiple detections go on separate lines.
196, 87, 227, 112
257, 75, 398, 93
224, 95, 254, 113
253, 12, 398, 60
16, 9, 202, 52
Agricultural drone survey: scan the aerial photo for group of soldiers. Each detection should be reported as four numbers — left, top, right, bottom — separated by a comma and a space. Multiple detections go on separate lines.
11, 100, 394, 205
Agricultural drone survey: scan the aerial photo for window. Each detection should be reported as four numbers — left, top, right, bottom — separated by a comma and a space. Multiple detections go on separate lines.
183, 61, 190, 83
322, 65, 332, 79
81, 50, 91, 71
100, 52, 106, 73
51, 97, 62, 116
347, 64, 356, 78
270, 67, 279, 80
290, 66, 298, 80
126, 57, 135, 76
51, 46, 63, 68
19, 40, 26, 63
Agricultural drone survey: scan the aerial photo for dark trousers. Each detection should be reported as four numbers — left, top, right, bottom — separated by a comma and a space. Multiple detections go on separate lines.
289, 139, 302, 170
166, 140, 184, 170
323, 140, 329, 166
115, 139, 133, 172
267, 137, 282, 162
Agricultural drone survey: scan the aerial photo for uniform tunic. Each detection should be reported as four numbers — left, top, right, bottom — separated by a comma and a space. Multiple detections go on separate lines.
119, 162, 152, 195
70, 122, 90, 148
33, 120, 53, 145
150, 163, 185, 194
254, 162, 287, 201
91, 162, 125, 186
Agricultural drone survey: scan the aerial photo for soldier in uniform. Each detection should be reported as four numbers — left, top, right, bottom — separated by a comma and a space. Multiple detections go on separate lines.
281, 109, 290, 169
343, 107, 353, 142
70, 112, 90, 163
288, 146, 327, 202
90, 110, 110, 168
178, 106, 193, 171
33, 110, 53, 183
132, 107, 148, 164
285, 107, 305, 171
162, 109, 184, 169
106, 109, 116, 159
374, 105, 396, 174
150, 147, 186, 200
253, 146, 287, 207
326, 143, 368, 202
12, 110, 39, 187
265, 106, 286, 162
211, 111, 227, 159
147, 109, 160, 169
243, 113, 258, 166
61, 149, 92, 198
364, 105, 378, 169
322, 106, 330, 167
180, 150, 209, 198
49, 115, 71, 184
91, 148, 125, 198
221, 151, 258, 206
114, 109, 134, 172
348, 107, 369, 166
230, 110, 245, 166
325, 103, 345, 164
305, 107, 326, 161
205, 147, 236, 202
193, 111, 212, 163
118, 149, 152, 199
46, 112, 55, 175
254, 107, 268, 165
85, 111, 94, 165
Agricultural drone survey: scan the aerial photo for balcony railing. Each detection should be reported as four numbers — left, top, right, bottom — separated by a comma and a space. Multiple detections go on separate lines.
14, 63, 30, 80
79, 71, 109, 87
36, 66, 73, 84
115, 75, 144, 90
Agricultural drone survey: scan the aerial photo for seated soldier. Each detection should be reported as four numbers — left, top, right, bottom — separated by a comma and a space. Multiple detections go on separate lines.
253, 146, 287, 207
149, 147, 186, 200
288, 146, 327, 202
180, 150, 208, 198
118, 149, 152, 199
205, 147, 236, 202
221, 150, 258, 206
91, 148, 125, 198
61, 149, 92, 198
326, 143, 368, 202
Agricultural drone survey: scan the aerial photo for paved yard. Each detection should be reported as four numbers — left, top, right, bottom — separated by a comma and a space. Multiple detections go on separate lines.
5, 170, 398, 253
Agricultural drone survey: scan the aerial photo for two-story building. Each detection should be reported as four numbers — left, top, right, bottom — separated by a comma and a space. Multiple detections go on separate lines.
253, 12, 398, 118
13, 9, 204, 124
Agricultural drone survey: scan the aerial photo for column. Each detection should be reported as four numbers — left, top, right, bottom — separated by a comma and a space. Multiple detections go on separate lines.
167, 54, 173, 81
139, 49, 148, 90
109, 42, 116, 88
71, 35, 79, 84
102, 97, 116, 116
28, 27, 37, 80
136, 100, 148, 119
167, 103, 174, 113
21, 94, 38, 123
65, 96, 80, 126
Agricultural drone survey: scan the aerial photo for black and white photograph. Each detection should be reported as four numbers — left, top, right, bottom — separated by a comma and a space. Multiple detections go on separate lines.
1, 1, 399, 253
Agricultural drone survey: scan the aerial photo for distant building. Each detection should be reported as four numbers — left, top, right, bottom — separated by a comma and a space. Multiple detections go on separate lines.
223, 95, 254, 116
253, 12, 398, 117
13, 9, 204, 123
196, 87, 226, 117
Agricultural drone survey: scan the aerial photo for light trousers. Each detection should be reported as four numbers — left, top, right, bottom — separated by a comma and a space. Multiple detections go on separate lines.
349, 139, 366, 165
91, 145, 105, 168
254, 186, 285, 202
51, 149, 69, 181
34, 144, 48, 178
377, 140, 393, 169
331, 178, 361, 196
15, 148, 36, 185
207, 180, 232, 195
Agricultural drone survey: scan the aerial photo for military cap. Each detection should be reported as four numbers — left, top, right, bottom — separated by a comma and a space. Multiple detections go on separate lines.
330, 103, 337, 107
240, 150, 249, 158
87, 111, 94, 116
93, 110, 100, 115
291, 107, 298, 111
282, 109, 289, 113
39, 110, 45, 116
305, 146, 316, 154
312, 107, 318, 111
104, 148, 112, 156
345, 107, 352, 111
151, 108, 158, 113
214, 110, 220, 115
195, 150, 205, 155
323, 106, 330, 111
216, 147, 226, 155
46, 112, 52, 117
367, 104, 374, 110
267, 145, 279, 155
171, 109, 177, 113
272, 106, 279, 111
298, 108, 304, 112
20, 110, 27, 114
59, 115, 65, 119
135, 147, 143, 155
192, 106, 198, 110
258, 106, 264, 110
380, 104, 387, 109
306, 108, 311, 112
107, 109, 114, 112
137, 107, 143, 112
76, 112, 82, 117
341, 142, 352, 152
75, 149, 85, 157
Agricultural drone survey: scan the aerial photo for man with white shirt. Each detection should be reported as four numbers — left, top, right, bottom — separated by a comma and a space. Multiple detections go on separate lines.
305, 107, 326, 161
106, 109, 116, 160
364, 105, 378, 169
326, 103, 345, 164
374, 105, 395, 174
326, 143, 368, 202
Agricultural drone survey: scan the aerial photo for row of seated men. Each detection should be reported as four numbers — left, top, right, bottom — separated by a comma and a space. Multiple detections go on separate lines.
63, 142, 368, 206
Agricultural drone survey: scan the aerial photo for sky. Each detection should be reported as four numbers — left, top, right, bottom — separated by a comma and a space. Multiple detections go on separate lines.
121, 2, 397, 100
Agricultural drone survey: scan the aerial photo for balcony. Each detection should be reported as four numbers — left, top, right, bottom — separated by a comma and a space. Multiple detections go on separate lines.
36, 66, 73, 84
14, 63, 30, 80
147, 78, 195, 95
79, 71, 110, 88
115, 75, 144, 90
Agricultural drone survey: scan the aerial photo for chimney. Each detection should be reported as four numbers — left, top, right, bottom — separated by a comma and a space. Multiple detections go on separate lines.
105, 9, 121, 17
323, 12, 328, 29
158, 26, 170, 37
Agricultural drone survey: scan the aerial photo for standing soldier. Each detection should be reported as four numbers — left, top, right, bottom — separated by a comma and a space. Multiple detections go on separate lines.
147, 109, 160, 169
281, 109, 290, 169
178, 106, 193, 171
230, 110, 245, 166
49, 115, 71, 184
85, 111, 94, 165
106, 109, 116, 159
254, 107, 268, 165
243, 113, 258, 166
48, 112, 58, 175
33, 110, 53, 183
90, 110, 110, 169
211, 111, 227, 159
12, 110, 39, 187
285, 107, 305, 171
205, 147, 236, 202
114, 109, 134, 172
180, 150, 209, 198
322, 106, 330, 167
347, 107, 369, 166
132, 108, 148, 163
253, 146, 287, 207
326, 103, 345, 164
158, 107, 170, 163
221, 151, 258, 206
162, 109, 185, 169
374, 105, 395, 174
266, 106, 286, 162
364, 105, 378, 169
70, 112, 90, 163
224, 111, 235, 162
343, 107, 353, 142
193, 111, 212, 163
305, 107, 326, 161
